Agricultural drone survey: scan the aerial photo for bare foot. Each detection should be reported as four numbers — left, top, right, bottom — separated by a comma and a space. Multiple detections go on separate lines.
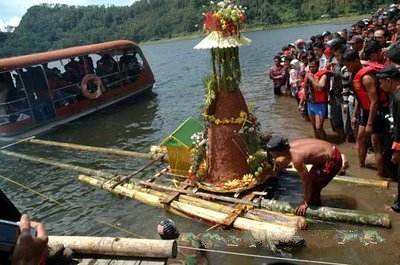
385, 204, 395, 212
357, 163, 365, 168
339, 154, 349, 175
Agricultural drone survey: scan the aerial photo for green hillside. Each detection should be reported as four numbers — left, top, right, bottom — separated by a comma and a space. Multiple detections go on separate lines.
0, 0, 391, 57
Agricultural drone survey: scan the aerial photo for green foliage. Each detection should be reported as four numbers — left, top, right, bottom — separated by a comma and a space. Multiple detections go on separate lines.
0, 0, 390, 57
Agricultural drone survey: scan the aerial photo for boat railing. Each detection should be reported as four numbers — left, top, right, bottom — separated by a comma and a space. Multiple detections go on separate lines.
0, 97, 32, 125
51, 84, 81, 107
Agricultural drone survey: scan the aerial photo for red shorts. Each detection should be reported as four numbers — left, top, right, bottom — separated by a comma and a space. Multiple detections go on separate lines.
309, 146, 342, 189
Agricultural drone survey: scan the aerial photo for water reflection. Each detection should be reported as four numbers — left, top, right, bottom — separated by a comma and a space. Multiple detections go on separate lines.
3, 22, 396, 265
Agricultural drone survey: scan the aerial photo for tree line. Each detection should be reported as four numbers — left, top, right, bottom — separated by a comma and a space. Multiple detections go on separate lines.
0, 0, 393, 57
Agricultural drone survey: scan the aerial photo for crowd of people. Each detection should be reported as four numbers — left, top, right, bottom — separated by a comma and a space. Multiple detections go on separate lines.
269, 3, 400, 213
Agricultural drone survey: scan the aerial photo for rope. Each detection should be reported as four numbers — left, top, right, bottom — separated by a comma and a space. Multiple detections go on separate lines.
0, 174, 144, 239
178, 246, 351, 265
0, 136, 36, 150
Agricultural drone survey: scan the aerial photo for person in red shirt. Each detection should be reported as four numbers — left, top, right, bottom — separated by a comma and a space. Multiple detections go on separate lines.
269, 55, 286, 95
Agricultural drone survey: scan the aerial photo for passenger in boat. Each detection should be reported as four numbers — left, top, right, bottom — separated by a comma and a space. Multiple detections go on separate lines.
96, 53, 118, 77
157, 219, 209, 265
79, 55, 95, 75
266, 136, 347, 216
120, 49, 140, 71
64, 57, 83, 84
376, 65, 400, 212
47, 67, 74, 106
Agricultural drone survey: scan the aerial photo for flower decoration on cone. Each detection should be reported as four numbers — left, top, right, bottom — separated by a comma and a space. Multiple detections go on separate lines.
191, 1, 274, 193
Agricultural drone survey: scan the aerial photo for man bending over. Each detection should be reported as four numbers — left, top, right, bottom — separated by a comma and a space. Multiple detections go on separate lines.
266, 136, 347, 216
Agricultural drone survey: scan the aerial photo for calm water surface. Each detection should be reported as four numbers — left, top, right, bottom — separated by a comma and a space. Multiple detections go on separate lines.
1, 22, 400, 264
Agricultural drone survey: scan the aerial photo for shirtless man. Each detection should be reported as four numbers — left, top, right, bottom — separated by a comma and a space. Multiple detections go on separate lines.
266, 136, 346, 216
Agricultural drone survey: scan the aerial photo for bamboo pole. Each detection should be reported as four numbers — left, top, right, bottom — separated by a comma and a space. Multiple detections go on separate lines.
18, 138, 389, 188
48, 236, 177, 258
78, 175, 302, 243
261, 199, 391, 228
169, 200, 299, 243
0, 150, 115, 179
178, 195, 307, 230
285, 166, 389, 188
332, 175, 389, 188
27, 138, 168, 161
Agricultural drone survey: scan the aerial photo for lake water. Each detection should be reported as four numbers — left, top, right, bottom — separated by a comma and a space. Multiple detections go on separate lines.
1, 22, 400, 264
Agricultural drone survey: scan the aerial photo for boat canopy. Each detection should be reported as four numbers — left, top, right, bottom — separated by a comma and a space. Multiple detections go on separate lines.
0, 40, 139, 72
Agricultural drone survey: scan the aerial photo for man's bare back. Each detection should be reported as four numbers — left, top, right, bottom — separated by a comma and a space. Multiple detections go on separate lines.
267, 137, 345, 216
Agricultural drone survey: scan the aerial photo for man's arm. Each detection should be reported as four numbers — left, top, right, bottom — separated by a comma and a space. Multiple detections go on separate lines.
308, 74, 328, 90
364, 75, 379, 135
293, 161, 312, 216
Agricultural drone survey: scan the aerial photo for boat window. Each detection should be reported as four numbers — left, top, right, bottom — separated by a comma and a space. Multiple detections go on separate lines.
95, 52, 121, 89
42, 62, 80, 107
19, 66, 56, 123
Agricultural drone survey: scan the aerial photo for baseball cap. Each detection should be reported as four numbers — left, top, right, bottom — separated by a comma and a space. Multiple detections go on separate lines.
376, 65, 400, 79
265, 136, 289, 152
348, 35, 364, 44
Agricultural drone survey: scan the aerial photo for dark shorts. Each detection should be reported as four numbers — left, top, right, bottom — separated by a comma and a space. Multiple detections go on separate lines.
309, 146, 342, 190
359, 109, 388, 134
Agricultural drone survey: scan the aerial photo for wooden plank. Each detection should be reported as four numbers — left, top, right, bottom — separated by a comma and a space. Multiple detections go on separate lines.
160, 180, 190, 204
137, 180, 260, 207
221, 193, 256, 227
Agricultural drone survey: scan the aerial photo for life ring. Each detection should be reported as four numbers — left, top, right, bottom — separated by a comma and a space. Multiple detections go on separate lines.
80, 74, 105, 99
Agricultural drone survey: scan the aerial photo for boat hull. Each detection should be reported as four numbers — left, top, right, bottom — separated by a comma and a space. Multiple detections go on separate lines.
0, 40, 155, 141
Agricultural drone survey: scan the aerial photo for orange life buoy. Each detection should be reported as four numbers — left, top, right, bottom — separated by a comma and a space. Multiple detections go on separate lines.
80, 74, 105, 99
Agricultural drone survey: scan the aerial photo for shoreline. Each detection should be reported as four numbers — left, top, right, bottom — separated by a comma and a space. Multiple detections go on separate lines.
141, 14, 368, 45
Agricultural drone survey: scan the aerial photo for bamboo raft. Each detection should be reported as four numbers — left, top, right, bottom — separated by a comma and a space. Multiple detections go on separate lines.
0, 138, 392, 245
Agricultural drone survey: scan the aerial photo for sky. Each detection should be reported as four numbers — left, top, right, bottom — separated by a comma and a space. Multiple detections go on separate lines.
0, 0, 135, 31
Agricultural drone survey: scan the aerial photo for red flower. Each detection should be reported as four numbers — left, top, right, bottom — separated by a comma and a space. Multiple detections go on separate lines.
204, 12, 219, 32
